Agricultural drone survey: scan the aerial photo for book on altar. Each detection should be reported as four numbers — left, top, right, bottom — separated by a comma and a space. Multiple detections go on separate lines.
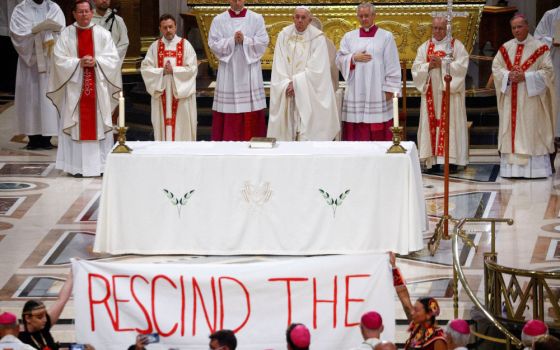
554, 20, 560, 45
32, 19, 63, 34
249, 137, 277, 149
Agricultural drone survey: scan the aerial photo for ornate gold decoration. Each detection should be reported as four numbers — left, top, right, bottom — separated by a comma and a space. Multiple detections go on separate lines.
112, 126, 132, 153
191, 4, 483, 69
387, 126, 407, 153
188, 0, 484, 5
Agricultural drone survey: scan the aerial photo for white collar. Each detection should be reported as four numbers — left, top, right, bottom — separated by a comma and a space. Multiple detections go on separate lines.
74, 22, 95, 29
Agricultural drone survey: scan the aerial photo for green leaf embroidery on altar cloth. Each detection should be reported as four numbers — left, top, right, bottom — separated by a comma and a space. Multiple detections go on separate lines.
163, 188, 196, 217
318, 188, 351, 218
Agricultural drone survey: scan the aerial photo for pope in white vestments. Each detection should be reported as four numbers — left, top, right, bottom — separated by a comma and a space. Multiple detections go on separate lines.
268, 6, 340, 141
141, 14, 197, 141
209, 0, 269, 141
412, 17, 469, 170
10, 0, 65, 150
335, 3, 401, 141
47, 0, 121, 177
492, 15, 557, 178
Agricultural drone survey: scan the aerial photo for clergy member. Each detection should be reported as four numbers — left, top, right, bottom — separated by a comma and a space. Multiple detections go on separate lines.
141, 14, 198, 141
411, 17, 469, 171
92, 0, 128, 62
209, 0, 269, 141
492, 14, 556, 178
535, 6, 560, 168
47, 0, 121, 177
10, 0, 65, 150
335, 2, 401, 141
268, 6, 339, 141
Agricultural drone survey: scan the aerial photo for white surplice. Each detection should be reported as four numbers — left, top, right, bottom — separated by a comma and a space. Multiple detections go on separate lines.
47, 23, 121, 177
9, 0, 64, 136
141, 35, 197, 141
492, 35, 557, 178
412, 37, 469, 168
209, 8, 268, 113
92, 9, 128, 61
335, 27, 401, 123
268, 24, 340, 141
535, 6, 560, 137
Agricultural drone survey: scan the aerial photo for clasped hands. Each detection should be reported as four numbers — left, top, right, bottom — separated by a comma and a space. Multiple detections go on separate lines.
286, 81, 295, 97
164, 61, 173, 75
428, 55, 442, 70
509, 65, 525, 83
234, 31, 244, 44
80, 55, 95, 68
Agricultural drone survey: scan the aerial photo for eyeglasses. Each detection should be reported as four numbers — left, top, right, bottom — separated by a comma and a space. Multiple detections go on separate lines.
209, 346, 225, 350
75, 10, 91, 15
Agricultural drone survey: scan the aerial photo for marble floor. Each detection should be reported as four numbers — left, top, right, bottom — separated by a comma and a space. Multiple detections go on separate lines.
0, 102, 558, 345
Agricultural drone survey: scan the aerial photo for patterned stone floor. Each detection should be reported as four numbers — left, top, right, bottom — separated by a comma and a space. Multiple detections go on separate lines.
0, 104, 558, 345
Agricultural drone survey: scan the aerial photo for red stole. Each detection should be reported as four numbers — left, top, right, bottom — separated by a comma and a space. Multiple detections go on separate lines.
157, 38, 184, 141
77, 26, 97, 141
499, 42, 549, 153
425, 39, 454, 157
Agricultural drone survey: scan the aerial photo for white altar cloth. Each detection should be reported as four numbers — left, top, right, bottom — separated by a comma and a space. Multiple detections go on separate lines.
94, 141, 426, 255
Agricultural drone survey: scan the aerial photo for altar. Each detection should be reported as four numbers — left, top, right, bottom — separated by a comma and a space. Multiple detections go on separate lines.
94, 141, 426, 255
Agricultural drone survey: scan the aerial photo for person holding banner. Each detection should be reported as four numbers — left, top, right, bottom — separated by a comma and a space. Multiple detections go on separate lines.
403, 298, 447, 350
141, 14, 198, 141
18, 273, 75, 350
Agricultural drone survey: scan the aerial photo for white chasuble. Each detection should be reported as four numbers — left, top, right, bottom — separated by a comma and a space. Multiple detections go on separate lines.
492, 35, 557, 178
47, 23, 121, 176
268, 24, 340, 141
335, 27, 401, 123
411, 38, 469, 168
141, 35, 197, 141
535, 7, 560, 137
209, 8, 268, 113
10, 0, 64, 136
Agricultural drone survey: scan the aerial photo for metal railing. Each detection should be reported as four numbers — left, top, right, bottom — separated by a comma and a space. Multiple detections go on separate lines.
451, 217, 525, 349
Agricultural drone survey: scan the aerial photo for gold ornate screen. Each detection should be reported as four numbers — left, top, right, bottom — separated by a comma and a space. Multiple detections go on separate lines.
190, 2, 484, 70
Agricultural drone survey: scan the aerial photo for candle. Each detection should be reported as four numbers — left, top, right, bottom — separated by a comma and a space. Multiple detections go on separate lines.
392, 92, 399, 127
118, 91, 125, 128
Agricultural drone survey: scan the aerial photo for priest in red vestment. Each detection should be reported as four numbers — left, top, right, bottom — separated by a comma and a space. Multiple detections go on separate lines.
47, 0, 120, 177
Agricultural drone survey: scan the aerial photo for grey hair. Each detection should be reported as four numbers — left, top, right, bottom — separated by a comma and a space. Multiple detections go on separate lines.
356, 2, 375, 15
445, 322, 470, 347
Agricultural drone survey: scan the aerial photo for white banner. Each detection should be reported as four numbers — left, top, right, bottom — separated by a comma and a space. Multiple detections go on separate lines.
72, 254, 395, 350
